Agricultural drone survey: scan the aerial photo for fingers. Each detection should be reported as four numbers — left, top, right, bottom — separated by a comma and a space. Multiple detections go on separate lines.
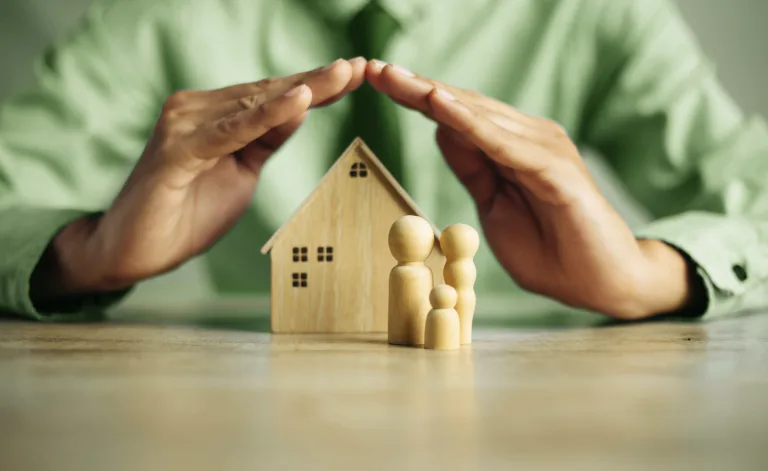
197, 58, 363, 109
183, 94, 272, 127
182, 84, 312, 159
236, 112, 308, 175
427, 87, 546, 174
475, 104, 556, 142
171, 57, 365, 127
366, 59, 552, 174
366, 61, 438, 117
316, 56, 367, 106
366, 59, 548, 133
167, 57, 362, 118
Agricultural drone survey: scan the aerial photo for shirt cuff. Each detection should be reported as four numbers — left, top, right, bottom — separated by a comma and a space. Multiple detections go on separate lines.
634, 211, 767, 319
0, 206, 131, 321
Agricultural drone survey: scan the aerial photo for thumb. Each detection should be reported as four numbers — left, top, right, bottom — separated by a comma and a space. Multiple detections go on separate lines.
435, 124, 496, 215
237, 112, 308, 175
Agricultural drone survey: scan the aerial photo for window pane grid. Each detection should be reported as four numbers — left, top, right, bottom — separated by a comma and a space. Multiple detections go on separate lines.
317, 246, 334, 262
350, 162, 368, 178
293, 246, 308, 262
292, 272, 308, 288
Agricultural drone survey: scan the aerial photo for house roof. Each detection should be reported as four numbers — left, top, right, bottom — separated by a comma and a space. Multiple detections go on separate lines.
260, 137, 441, 254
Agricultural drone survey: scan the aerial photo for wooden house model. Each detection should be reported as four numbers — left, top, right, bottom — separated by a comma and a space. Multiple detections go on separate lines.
261, 138, 445, 333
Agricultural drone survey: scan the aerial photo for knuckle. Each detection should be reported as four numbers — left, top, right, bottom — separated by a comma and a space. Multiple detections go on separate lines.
216, 115, 239, 135
544, 118, 568, 138
155, 110, 173, 129
456, 110, 480, 135
464, 88, 483, 101
237, 95, 262, 111
488, 140, 511, 161
163, 90, 194, 110
156, 112, 193, 139
248, 82, 267, 95
172, 119, 197, 137
256, 77, 278, 89
155, 114, 176, 138
255, 99, 282, 124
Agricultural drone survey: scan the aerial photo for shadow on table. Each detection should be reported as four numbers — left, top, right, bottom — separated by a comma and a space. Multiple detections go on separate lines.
110, 309, 695, 332
1, 301, 728, 333
104, 305, 608, 332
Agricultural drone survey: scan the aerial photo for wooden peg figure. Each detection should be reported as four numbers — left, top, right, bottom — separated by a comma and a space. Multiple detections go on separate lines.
440, 224, 479, 345
424, 284, 460, 350
388, 215, 435, 346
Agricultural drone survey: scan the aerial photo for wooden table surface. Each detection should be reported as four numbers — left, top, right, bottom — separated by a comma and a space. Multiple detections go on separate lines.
1, 305, 768, 471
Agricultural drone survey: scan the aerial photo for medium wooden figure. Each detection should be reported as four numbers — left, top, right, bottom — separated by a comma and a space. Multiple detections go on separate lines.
424, 284, 461, 350
440, 224, 479, 344
261, 138, 445, 334
388, 215, 436, 346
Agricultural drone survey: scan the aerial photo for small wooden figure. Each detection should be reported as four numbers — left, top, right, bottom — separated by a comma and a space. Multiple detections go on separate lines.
260, 138, 445, 334
440, 224, 479, 345
388, 215, 435, 346
424, 284, 461, 350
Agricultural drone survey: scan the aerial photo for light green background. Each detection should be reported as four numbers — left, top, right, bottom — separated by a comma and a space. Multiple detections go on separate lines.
2, 0, 766, 117
1, 0, 766, 313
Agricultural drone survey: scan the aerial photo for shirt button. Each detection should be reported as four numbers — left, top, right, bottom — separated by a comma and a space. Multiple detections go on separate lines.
732, 264, 748, 282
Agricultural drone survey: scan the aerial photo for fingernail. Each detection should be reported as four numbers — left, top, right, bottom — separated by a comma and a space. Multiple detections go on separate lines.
371, 59, 388, 70
391, 64, 415, 77
322, 58, 343, 71
284, 85, 305, 97
436, 88, 455, 101
350, 56, 365, 62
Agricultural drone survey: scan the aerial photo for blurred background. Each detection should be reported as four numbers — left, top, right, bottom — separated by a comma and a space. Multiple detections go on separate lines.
1, 0, 767, 316
2, 0, 767, 117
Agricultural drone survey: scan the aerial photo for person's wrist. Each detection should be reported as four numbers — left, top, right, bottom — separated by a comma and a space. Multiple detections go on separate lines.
30, 214, 129, 302
620, 239, 703, 319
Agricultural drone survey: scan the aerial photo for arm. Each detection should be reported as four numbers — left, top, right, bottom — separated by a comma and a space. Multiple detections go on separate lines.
0, 1, 162, 320
582, 0, 768, 319
0, 0, 366, 321
364, 0, 764, 320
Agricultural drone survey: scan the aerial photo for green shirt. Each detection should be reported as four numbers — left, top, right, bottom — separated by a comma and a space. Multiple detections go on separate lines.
1, 0, 767, 321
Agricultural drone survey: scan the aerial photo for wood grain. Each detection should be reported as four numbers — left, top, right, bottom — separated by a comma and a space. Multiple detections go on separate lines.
2, 310, 768, 471
265, 139, 445, 333
424, 284, 461, 349
441, 224, 479, 344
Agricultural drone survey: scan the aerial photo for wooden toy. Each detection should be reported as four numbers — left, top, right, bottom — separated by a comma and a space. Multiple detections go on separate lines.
387, 215, 435, 346
261, 138, 445, 333
424, 284, 461, 350
440, 224, 479, 344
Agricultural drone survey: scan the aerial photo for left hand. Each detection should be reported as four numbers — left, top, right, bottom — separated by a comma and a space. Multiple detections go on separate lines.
366, 60, 699, 320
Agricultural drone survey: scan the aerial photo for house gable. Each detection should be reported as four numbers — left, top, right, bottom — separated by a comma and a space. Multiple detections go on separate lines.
260, 138, 441, 254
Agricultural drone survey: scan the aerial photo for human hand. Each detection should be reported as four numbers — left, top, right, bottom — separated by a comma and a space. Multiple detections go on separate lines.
42, 58, 366, 296
366, 60, 697, 319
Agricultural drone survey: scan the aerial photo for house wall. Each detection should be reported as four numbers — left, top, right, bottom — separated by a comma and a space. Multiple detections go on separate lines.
270, 145, 443, 333
270, 239, 314, 333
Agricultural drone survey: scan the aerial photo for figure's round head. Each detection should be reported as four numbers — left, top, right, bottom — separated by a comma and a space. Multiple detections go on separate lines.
439, 224, 480, 259
388, 215, 435, 262
430, 284, 458, 309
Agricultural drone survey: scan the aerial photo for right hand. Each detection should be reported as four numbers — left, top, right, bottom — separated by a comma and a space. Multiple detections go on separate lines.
46, 57, 366, 295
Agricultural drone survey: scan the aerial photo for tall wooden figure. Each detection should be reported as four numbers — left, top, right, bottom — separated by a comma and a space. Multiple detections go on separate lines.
440, 224, 479, 345
388, 216, 435, 346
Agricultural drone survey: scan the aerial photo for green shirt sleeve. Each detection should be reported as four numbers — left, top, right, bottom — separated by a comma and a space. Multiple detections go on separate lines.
0, 0, 164, 320
583, 0, 768, 318
0, 207, 125, 321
